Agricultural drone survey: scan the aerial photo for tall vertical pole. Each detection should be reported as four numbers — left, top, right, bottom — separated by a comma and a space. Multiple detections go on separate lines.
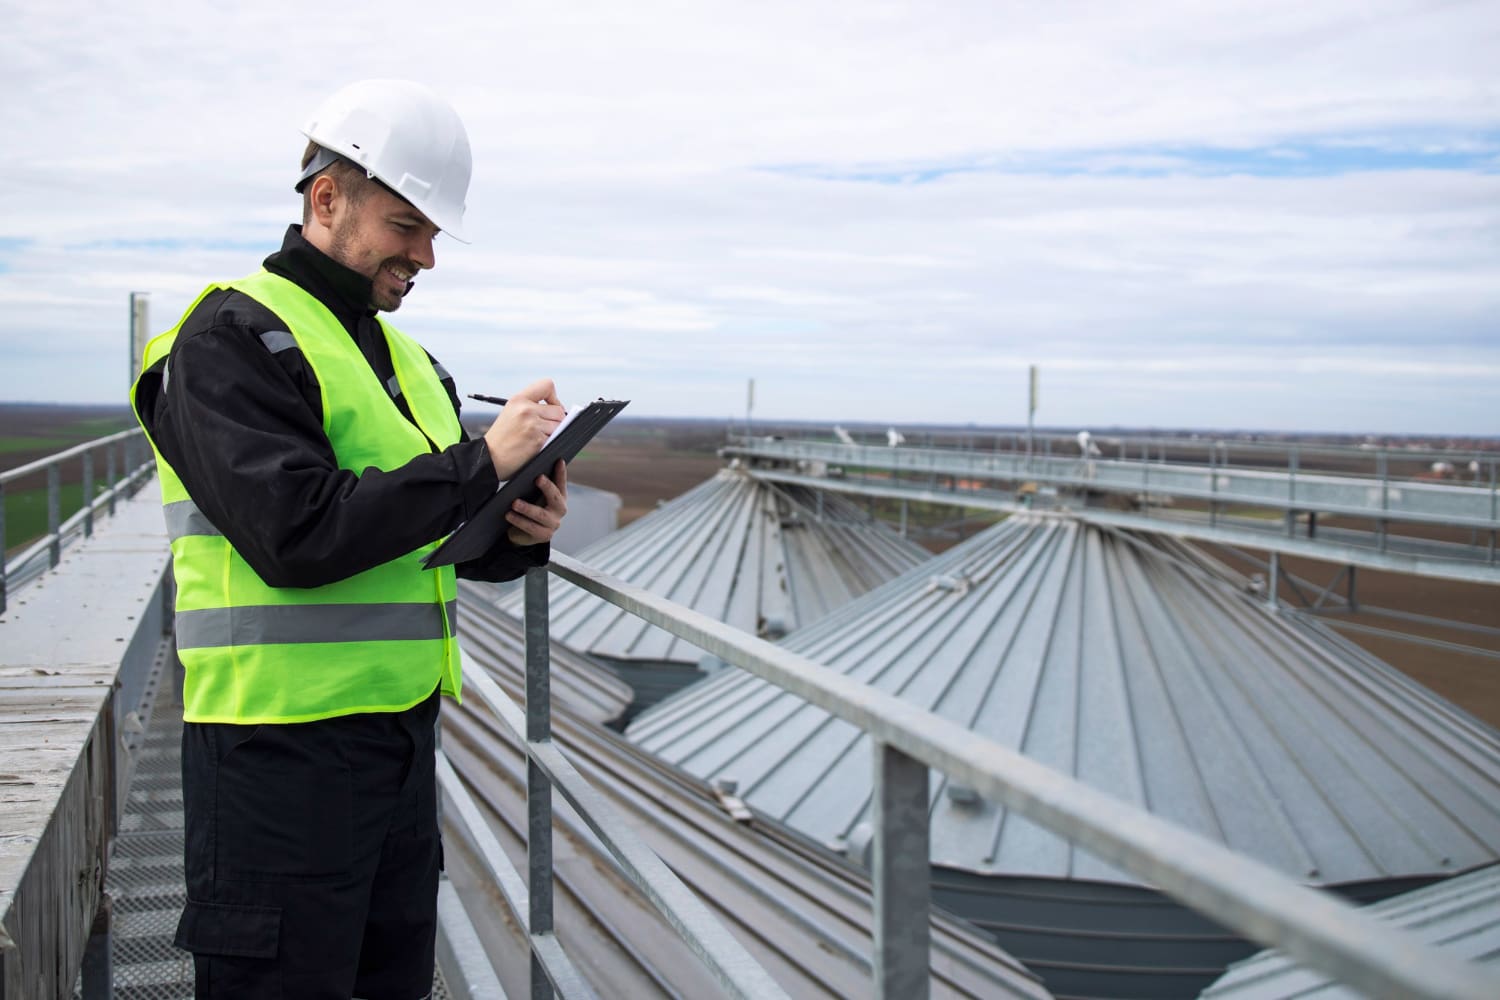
129, 293, 150, 388
1026, 364, 1037, 470
745, 377, 755, 441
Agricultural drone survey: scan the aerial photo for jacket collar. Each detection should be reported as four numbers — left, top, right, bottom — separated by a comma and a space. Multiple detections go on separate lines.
263, 225, 377, 334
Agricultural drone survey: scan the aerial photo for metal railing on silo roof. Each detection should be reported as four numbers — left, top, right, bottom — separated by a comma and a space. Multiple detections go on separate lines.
473, 553, 1500, 999
0, 427, 155, 615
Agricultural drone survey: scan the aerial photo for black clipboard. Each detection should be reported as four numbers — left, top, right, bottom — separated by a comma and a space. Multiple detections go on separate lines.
423, 398, 629, 568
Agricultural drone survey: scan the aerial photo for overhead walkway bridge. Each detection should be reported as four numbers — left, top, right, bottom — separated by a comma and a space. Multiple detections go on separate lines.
3, 430, 1497, 998
722, 431, 1500, 585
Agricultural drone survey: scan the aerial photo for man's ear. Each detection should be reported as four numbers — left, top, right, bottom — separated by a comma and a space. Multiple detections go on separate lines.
308, 174, 339, 229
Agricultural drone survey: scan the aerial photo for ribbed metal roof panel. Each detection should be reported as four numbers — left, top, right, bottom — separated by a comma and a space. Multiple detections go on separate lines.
442, 635, 1054, 998
458, 581, 633, 725
1200, 863, 1500, 997
628, 515, 1500, 886
500, 468, 931, 664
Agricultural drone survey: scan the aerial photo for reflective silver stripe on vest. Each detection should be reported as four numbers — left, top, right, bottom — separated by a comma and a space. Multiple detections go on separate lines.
432, 361, 451, 382
176, 600, 459, 650
260, 329, 298, 354
164, 500, 223, 540
386, 374, 403, 399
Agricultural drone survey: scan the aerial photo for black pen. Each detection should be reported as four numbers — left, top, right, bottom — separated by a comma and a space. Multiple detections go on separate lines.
467, 393, 508, 406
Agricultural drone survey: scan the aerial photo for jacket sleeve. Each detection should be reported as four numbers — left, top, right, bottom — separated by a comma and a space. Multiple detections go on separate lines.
438, 359, 552, 582
148, 318, 542, 588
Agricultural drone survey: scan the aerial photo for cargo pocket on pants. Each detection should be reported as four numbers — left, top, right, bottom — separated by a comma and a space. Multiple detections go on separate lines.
176, 898, 282, 994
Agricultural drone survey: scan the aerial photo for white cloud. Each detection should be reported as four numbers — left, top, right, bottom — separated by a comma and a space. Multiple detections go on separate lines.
0, 0, 1497, 434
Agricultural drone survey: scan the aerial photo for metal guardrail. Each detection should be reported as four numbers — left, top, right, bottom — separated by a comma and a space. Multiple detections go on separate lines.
724, 435, 1500, 533
474, 551, 1499, 999
437, 568, 789, 999
0, 427, 154, 614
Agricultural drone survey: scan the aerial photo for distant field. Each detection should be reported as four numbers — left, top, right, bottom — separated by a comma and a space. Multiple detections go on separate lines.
1, 404, 137, 555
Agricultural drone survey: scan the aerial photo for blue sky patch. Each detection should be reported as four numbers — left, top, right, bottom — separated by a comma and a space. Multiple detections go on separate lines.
65, 236, 274, 253
0, 236, 34, 274
765, 131, 1500, 185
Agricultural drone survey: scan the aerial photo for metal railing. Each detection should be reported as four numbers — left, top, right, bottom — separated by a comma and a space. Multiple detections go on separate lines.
459, 552, 1499, 999
436, 568, 789, 999
724, 434, 1500, 532
0, 427, 154, 615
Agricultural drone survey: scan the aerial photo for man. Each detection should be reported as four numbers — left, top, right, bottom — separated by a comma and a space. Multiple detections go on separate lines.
132, 79, 566, 998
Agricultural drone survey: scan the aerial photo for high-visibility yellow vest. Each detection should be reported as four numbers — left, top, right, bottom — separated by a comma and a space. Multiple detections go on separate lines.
131, 269, 463, 724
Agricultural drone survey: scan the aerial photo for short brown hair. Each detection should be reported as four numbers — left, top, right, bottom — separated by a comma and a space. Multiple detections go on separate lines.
300, 141, 377, 225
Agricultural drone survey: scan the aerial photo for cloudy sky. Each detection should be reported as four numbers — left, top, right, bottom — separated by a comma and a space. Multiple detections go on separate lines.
2, 1, 1496, 435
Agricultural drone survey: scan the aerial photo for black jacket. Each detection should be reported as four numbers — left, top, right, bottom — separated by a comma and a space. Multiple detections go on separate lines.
135, 225, 545, 586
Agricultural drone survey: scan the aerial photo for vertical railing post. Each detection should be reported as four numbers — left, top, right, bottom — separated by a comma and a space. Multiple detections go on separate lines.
106, 445, 117, 517
524, 566, 556, 1000
1287, 447, 1299, 538
47, 462, 62, 567
0, 480, 7, 616
1267, 551, 1280, 610
1209, 443, 1219, 528
83, 450, 95, 538
872, 741, 930, 1000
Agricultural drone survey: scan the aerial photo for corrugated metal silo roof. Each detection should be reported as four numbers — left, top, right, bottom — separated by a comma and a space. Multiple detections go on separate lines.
443, 654, 1054, 998
501, 467, 931, 666
628, 514, 1500, 887
1200, 863, 1500, 998
458, 580, 633, 725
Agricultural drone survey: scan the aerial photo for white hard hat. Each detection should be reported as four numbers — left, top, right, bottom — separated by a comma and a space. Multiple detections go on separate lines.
299, 79, 473, 242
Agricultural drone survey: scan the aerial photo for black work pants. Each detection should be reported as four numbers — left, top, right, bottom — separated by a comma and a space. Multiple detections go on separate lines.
175, 689, 442, 999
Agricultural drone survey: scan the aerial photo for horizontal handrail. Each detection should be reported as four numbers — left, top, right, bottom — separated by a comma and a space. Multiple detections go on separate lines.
434, 753, 599, 998
731, 428, 1500, 473
2, 427, 153, 615
547, 550, 1499, 1000
0, 427, 144, 484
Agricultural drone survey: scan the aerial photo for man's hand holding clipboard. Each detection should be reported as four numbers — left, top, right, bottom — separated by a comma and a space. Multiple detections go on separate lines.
423, 385, 630, 569
479, 379, 569, 547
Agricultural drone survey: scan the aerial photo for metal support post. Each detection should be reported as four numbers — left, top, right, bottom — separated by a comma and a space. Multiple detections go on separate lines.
872, 741, 931, 1000
1287, 448, 1298, 538
47, 463, 61, 567
1267, 552, 1280, 610
83, 450, 95, 538
1209, 444, 1218, 528
899, 499, 908, 538
80, 893, 112, 1000
1347, 565, 1358, 613
106, 446, 117, 516
524, 567, 556, 1000
0, 480, 7, 616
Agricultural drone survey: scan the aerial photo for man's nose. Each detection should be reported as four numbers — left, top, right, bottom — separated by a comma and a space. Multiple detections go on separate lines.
409, 234, 436, 271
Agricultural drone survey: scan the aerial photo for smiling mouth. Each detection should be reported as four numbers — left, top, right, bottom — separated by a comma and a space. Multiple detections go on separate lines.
386, 263, 413, 283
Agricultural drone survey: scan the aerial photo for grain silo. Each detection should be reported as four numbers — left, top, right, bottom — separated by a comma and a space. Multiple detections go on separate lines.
628, 514, 1500, 998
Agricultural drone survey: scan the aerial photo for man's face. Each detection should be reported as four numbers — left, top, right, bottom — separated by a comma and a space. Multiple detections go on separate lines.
327, 185, 441, 312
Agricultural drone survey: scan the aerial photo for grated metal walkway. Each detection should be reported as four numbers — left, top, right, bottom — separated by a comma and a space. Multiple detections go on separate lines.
83, 655, 452, 999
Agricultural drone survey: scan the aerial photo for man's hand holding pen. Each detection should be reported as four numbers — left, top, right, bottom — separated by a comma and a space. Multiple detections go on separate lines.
479, 378, 569, 546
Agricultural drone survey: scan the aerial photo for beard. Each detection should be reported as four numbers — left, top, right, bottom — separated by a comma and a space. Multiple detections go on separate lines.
329, 215, 416, 312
